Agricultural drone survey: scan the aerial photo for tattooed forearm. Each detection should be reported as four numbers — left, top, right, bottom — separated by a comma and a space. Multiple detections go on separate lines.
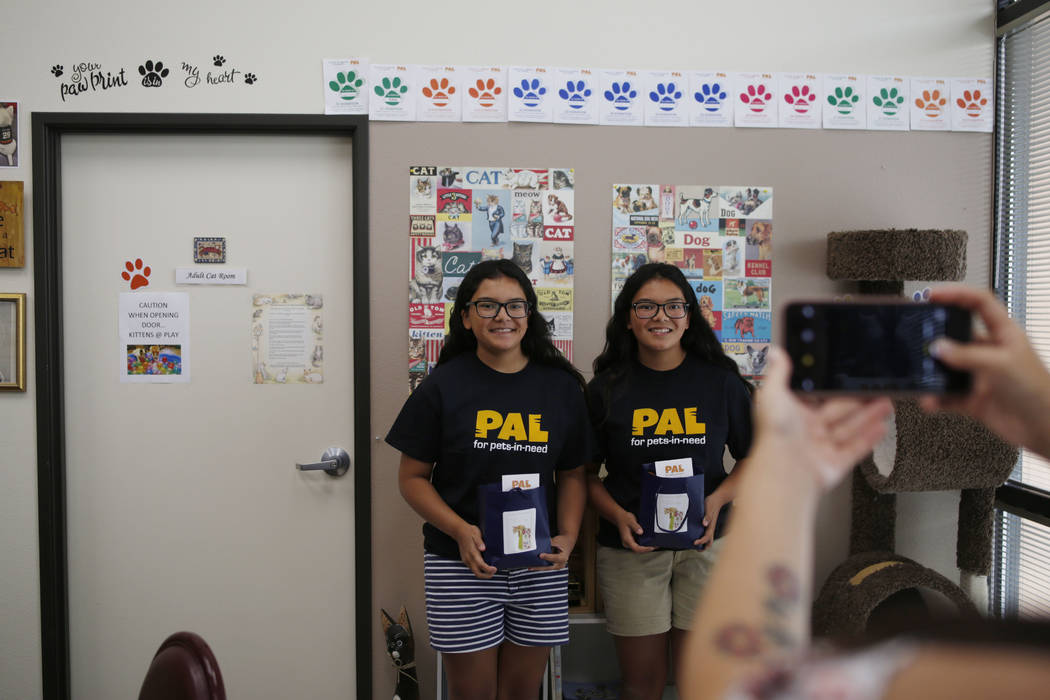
712, 563, 802, 658
763, 563, 801, 649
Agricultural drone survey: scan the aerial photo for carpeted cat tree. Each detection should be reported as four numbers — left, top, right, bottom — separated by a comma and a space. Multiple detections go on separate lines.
812, 229, 1018, 639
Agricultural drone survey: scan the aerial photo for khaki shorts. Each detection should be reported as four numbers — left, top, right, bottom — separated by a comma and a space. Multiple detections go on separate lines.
596, 540, 723, 637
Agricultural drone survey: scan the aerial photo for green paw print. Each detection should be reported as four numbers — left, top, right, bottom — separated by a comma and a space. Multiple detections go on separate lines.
826, 86, 860, 115
329, 70, 364, 100
374, 76, 408, 106
872, 87, 905, 116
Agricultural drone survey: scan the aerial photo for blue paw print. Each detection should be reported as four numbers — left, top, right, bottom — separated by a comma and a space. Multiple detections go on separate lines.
649, 82, 682, 111
558, 80, 592, 109
513, 78, 547, 107
603, 81, 637, 111
695, 82, 727, 112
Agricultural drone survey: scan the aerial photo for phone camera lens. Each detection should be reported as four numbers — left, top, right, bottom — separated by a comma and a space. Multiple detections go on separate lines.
801, 378, 815, 392
801, 329, 815, 343
802, 305, 815, 319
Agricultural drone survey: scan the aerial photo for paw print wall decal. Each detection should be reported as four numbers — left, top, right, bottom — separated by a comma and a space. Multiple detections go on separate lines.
915, 89, 947, 118
783, 84, 815, 113
468, 78, 501, 108
513, 78, 546, 107
51, 64, 64, 77
649, 82, 682, 111
330, 70, 365, 100
121, 258, 151, 290
603, 81, 637, 111
695, 82, 727, 112
956, 89, 988, 118
558, 80, 591, 109
138, 60, 169, 88
827, 86, 860, 114
422, 77, 455, 107
243, 73, 257, 85
374, 76, 408, 106
740, 84, 771, 113
213, 55, 226, 67
872, 87, 904, 116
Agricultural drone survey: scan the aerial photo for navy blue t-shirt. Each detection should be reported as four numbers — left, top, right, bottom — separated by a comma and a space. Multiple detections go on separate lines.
386, 353, 595, 559
588, 355, 753, 549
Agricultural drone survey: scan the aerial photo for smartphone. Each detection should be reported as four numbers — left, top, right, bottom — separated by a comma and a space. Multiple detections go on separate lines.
784, 300, 972, 395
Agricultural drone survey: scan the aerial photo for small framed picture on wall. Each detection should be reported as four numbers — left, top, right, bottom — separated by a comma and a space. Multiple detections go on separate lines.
0, 293, 26, 391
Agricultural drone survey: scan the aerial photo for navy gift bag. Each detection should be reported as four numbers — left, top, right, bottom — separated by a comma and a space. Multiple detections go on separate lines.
477, 482, 552, 569
636, 461, 706, 549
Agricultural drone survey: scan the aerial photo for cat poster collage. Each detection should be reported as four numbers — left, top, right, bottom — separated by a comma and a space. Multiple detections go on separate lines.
408, 166, 576, 390
612, 184, 774, 381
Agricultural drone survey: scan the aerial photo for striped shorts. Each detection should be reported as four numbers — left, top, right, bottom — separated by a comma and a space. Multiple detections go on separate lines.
423, 553, 570, 653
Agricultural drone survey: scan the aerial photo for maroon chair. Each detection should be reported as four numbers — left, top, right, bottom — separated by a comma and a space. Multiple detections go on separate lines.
138, 631, 226, 700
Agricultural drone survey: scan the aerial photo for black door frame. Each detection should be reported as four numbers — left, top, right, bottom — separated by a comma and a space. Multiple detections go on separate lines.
31, 112, 372, 699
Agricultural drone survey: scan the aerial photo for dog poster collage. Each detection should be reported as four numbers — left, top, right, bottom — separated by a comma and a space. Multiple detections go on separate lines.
407, 166, 576, 390
612, 184, 773, 381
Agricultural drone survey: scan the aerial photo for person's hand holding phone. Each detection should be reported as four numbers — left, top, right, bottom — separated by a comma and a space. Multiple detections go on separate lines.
920, 285, 1050, 461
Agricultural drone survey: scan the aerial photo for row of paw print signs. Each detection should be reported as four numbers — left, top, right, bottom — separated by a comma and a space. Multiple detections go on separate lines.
612, 185, 774, 381
407, 166, 576, 390
324, 60, 990, 132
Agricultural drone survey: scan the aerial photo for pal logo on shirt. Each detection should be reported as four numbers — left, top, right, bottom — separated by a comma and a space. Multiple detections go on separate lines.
475, 410, 549, 441
631, 407, 705, 436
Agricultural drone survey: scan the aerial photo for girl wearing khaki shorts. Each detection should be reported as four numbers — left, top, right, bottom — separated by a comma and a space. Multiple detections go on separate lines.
587, 264, 753, 700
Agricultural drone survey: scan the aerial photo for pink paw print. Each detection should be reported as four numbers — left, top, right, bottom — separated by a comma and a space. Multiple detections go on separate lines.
783, 84, 815, 113
122, 258, 151, 290
740, 84, 771, 113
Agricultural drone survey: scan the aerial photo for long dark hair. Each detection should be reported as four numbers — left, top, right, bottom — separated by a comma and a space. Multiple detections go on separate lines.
593, 263, 752, 393
437, 259, 585, 388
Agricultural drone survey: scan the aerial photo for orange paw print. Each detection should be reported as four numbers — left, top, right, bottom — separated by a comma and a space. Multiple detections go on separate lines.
956, 89, 988, 118
421, 77, 455, 107
121, 258, 151, 290
468, 78, 502, 108
915, 89, 947, 118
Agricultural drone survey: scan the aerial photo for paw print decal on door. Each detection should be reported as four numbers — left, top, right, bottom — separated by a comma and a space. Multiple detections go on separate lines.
121, 258, 151, 290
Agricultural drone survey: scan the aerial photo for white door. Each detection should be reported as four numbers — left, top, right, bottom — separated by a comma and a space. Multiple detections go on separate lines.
60, 132, 357, 698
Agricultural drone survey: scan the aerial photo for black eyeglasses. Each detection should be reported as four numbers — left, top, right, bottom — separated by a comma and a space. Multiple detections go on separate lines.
632, 301, 690, 319
467, 300, 531, 318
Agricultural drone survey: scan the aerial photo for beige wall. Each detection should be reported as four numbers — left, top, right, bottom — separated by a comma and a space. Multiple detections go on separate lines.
0, 1, 994, 698
369, 123, 993, 693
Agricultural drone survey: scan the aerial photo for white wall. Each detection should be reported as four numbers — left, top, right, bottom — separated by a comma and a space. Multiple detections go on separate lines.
0, 1, 994, 698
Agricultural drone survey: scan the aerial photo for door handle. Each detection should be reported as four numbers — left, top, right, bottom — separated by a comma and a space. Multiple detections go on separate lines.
296, 447, 350, 477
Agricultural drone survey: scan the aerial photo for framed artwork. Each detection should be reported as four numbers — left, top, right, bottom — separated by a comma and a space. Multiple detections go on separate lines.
0, 292, 25, 391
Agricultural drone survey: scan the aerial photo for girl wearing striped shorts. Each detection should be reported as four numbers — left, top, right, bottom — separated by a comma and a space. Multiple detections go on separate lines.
387, 260, 593, 699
